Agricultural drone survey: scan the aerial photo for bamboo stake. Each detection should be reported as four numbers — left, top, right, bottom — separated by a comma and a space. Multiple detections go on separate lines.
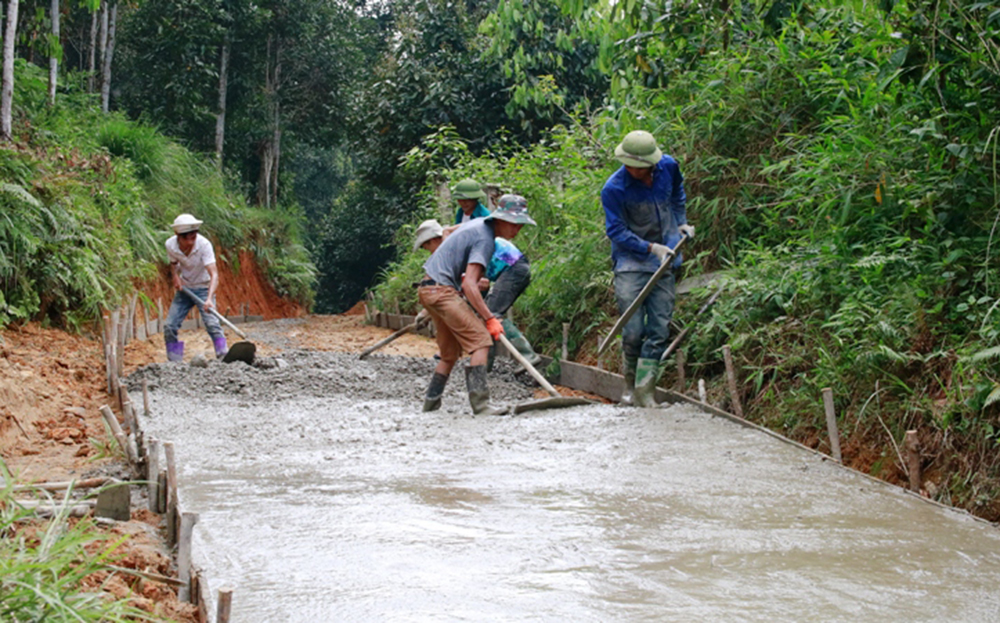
142, 378, 150, 417
698, 379, 707, 403
116, 306, 126, 377
216, 587, 233, 623
147, 438, 160, 512
562, 323, 569, 361
905, 430, 921, 492
676, 349, 686, 392
722, 345, 744, 418
164, 441, 178, 545
178, 512, 200, 603
99, 405, 132, 464
157, 469, 167, 515
13, 478, 108, 492
157, 298, 164, 334
822, 388, 842, 463
102, 313, 112, 394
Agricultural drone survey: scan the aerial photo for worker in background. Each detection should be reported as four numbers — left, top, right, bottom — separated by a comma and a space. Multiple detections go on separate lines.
602, 131, 694, 407
163, 213, 227, 362
450, 177, 491, 225
415, 197, 536, 415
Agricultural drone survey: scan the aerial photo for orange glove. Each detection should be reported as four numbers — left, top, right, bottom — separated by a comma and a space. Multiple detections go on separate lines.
485, 317, 504, 341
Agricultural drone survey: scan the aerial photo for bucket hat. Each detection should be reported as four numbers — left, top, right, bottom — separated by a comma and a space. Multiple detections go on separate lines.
614, 131, 663, 168
450, 178, 487, 200
413, 219, 444, 251
171, 213, 203, 234
486, 194, 536, 225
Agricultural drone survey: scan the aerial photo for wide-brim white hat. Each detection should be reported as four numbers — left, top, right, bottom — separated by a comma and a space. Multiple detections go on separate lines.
413, 219, 444, 251
171, 213, 203, 234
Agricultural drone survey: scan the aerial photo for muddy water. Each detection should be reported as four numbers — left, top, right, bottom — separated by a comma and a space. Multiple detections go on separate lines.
135, 352, 1000, 622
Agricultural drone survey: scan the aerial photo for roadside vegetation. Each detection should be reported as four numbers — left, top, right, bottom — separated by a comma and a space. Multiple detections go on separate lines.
0, 62, 314, 330
371, 1, 1000, 520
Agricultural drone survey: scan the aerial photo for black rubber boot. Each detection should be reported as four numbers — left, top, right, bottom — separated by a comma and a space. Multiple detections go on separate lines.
621, 355, 638, 406
465, 365, 509, 416
423, 372, 449, 412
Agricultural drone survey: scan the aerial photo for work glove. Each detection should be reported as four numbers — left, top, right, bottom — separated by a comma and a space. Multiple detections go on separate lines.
649, 243, 672, 265
679, 224, 696, 239
485, 317, 505, 341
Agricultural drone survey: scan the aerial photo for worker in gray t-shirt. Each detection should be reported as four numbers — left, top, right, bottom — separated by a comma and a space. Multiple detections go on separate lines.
417, 198, 536, 415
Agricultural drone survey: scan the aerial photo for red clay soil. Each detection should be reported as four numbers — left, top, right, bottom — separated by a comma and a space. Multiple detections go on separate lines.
140, 249, 305, 321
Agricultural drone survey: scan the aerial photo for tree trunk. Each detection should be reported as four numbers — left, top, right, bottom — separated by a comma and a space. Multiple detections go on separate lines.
100, 1, 116, 113
270, 43, 281, 206
2, 0, 20, 141
214, 33, 230, 166
87, 7, 96, 92
256, 34, 280, 207
97, 0, 107, 91
48, 0, 59, 105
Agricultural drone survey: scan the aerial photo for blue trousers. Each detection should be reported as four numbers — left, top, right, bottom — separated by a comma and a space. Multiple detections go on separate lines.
614, 270, 676, 361
164, 287, 224, 344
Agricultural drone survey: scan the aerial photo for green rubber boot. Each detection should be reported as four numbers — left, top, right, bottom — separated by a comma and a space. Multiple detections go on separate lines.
502, 318, 541, 366
423, 372, 449, 412
633, 358, 662, 408
465, 365, 509, 415
621, 355, 638, 406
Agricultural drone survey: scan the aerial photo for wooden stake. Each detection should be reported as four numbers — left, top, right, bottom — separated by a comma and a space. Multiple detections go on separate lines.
164, 442, 179, 545
676, 349, 686, 392
99, 405, 131, 464
698, 379, 707, 403
157, 297, 164, 334
722, 345, 744, 418
822, 388, 842, 463
561, 323, 569, 361
177, 512, 200, 603
243, 302, 249, 323
128, 292, 139, 341
102, 313, 112, 394
13, 477, 108, 492
905, 430, 921, 492
116, 306, 126, 377
142, 378, 150, 417
157, 469, 167, 515
147, 438, 160, 512
216, 587, 233, 623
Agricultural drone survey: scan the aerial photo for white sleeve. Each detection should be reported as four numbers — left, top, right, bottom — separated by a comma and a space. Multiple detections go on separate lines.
201, 237, 217, 266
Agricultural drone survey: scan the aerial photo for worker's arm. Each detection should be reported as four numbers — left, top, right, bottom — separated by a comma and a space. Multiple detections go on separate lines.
461, 263, 493, 322
205, 263, 219, 311
171, 263, 183, 290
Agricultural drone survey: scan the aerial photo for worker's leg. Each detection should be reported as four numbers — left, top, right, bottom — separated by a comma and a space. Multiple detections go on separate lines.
163, 290, 195, 362
634, 272, 676, 407
418, 286, 463, 411
188, 286, 228, 358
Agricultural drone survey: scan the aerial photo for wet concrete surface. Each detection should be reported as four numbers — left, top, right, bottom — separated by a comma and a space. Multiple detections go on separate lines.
133, 347, 1000, 622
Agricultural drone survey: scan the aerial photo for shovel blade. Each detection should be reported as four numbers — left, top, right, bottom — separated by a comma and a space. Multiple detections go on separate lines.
222, 341, 256, 364
512, 397, 595, 414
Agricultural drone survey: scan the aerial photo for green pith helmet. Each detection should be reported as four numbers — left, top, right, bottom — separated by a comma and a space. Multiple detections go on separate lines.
614, 131, 663, 168
451, 178, 487, 200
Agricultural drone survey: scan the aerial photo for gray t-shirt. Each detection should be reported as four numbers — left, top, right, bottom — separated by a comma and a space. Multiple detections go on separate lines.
423, 219, 496, 289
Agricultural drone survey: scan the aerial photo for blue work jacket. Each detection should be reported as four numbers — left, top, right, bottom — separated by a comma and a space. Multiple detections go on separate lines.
601, 155, 687, 273
454, 202, 491, 225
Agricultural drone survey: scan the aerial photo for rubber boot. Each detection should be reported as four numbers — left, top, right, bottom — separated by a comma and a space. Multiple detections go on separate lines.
166, 341, 184, 363
213, 336, 228, 360
620, 355, 638, 406
465, 365, 509, 416
502, 318, 541, 366
486, 343, 497, 373
633, 358, 661, 408
423, 372, 449, 412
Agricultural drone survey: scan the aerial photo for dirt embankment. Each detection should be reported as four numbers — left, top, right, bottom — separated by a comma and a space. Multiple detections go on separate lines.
142, 249, 306, 320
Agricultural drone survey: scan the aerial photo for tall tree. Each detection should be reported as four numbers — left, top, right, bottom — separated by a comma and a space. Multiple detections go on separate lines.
2, 0, 19, 140
214, 30, 229, 164
48, 0, 60, 105
99, 0, 115, 112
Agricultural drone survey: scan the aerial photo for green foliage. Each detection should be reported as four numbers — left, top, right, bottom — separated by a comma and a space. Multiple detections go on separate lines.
0, 462, 155, 621
0, 61, 315, 329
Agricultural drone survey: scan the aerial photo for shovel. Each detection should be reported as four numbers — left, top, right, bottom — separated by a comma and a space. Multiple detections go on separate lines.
597, 234, 688, 357
180, 287, 256, 364
497, 334, 594, 414
358, 311, 429, 360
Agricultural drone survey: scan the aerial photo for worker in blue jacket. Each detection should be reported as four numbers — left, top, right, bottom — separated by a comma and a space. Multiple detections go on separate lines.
602, 130, 695, 407
451, 178, 492, 224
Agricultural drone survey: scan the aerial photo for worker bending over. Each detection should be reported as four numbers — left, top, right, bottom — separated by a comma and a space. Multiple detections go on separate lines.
416, 197, 536, 415
163, 214, 227, 362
